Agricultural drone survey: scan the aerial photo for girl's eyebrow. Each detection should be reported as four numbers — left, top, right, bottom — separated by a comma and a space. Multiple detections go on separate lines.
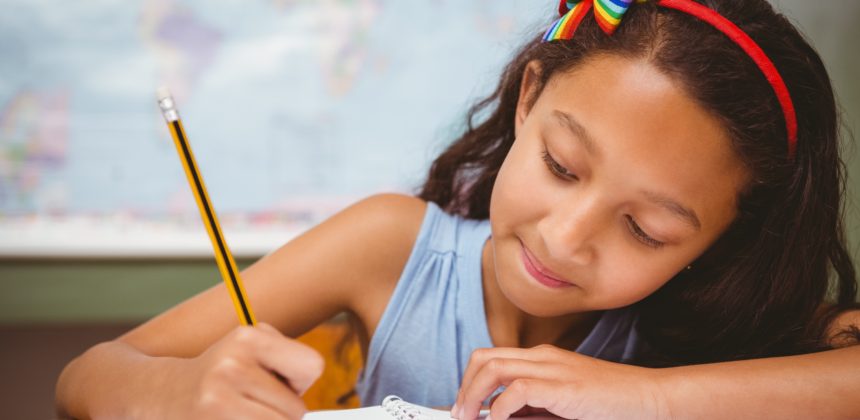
554, 110, 599, 157
641, 190, 702, 231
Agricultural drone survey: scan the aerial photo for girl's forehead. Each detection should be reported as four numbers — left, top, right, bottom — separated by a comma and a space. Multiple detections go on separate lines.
546, 55, 704, 122
540, 55, 740, 165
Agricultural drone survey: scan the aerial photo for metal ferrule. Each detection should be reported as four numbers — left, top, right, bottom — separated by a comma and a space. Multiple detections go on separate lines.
158, 95, 180, 122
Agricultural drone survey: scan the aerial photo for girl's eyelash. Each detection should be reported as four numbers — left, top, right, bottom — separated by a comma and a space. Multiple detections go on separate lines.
541, 148, 577, 180
626, 215, 665, 249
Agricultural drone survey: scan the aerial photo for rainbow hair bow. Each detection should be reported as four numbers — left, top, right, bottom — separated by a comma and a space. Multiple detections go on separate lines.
544, 0, 646, 40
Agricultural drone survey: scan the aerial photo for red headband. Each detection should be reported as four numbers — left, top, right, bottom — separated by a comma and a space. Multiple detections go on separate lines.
544, 0, 798, 160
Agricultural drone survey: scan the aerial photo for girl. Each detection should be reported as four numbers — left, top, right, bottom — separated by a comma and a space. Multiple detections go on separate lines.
57, 0, 860, 418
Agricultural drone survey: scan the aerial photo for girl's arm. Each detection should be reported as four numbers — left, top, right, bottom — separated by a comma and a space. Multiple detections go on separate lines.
56, 194, 427, 418
453, 311, 860, 420
660, 342, 860, 419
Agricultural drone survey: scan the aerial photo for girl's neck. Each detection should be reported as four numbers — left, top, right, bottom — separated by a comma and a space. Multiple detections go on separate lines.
481, 238, 602, 349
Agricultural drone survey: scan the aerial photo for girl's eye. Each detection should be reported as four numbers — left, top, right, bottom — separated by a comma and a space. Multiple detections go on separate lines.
625, 215, 665, 249
541, 148, 578, 181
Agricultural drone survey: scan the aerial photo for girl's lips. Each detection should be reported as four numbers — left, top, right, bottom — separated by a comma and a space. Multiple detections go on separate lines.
520, 242, 575, 289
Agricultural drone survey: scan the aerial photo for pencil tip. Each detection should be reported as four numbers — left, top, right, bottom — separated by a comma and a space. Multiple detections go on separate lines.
156, 86, 172, 101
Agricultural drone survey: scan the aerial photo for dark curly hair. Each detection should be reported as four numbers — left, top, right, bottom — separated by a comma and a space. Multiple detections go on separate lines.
418, 0, 859, 366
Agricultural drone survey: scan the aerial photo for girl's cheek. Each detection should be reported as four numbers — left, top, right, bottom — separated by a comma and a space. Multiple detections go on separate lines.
598, 256, 671, 303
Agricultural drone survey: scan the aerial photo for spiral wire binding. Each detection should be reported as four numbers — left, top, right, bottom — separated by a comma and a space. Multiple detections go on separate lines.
382, 395, 432, 420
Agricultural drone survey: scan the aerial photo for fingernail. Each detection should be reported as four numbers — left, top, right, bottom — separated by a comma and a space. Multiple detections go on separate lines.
458, 408, 465, 420
450, 403, 459, 418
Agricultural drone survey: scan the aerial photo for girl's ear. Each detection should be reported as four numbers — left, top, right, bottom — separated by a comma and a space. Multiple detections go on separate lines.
515, 60, 543, 138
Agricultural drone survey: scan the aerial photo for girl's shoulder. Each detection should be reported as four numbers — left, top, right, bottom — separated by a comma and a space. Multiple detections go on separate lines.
340, 193, 428, 251
330, 192, 428, 283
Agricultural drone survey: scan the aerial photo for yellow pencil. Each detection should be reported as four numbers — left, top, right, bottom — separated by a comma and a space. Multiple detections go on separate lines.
156, 87, 256, 326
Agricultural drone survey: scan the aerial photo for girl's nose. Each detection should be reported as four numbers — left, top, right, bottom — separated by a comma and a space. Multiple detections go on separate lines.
537, 195, 603, 267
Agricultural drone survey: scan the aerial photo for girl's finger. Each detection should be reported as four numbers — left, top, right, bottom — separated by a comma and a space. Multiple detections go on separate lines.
241, 324, 325, 394
231, 359, 309, 419
198, 390, 286, 420
488, 378, 571, 420
457, 358, 567, 420
454, 347, 529, 414
490, 394, 552, 418
454, 346, 572, 418
227, 399, 286, 420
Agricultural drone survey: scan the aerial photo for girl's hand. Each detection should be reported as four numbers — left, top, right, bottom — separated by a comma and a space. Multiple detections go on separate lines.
451, 345, 671, 420
159, 323, 324, 419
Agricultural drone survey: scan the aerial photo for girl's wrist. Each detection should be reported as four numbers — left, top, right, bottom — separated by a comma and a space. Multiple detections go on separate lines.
650, 366, 693, 420
62, 341, 188, 419
652, 363, 741, 420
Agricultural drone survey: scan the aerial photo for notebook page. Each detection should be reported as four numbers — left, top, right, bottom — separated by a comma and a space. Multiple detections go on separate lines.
303, 405, 458, 420
304, 395, 561, 420
303, 405, 560, 420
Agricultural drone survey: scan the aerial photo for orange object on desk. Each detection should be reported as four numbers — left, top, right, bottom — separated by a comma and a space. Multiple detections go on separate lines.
297, 319, 363, 410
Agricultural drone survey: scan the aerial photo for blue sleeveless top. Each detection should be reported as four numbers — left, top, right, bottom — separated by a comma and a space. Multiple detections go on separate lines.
355, 202, 641, 407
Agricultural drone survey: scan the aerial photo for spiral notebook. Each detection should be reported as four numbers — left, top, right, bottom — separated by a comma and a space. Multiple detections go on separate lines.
303, 395, 560, 420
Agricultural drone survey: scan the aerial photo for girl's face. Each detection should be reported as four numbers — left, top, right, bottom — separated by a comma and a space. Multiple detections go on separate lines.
489, 54, 749, 317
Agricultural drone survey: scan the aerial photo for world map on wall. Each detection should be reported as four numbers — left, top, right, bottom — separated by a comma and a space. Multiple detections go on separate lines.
0, 0, 549, 256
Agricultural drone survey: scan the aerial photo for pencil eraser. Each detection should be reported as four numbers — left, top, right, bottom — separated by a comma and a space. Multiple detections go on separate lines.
156, 86, 172, 102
